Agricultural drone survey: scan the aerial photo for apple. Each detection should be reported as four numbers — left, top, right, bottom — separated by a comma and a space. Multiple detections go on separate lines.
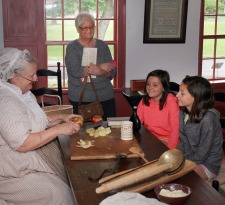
111, 60, 117, 67
70, 117, 83, 127
91, 115, 103, 124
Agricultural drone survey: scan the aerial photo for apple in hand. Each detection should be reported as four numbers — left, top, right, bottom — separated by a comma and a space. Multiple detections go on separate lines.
70, 117, 83, 127
91, 115, 103, 124
111, 60, 117, 68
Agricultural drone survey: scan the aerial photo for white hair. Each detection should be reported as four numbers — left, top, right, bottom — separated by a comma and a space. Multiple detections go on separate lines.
75, 12, 95, 29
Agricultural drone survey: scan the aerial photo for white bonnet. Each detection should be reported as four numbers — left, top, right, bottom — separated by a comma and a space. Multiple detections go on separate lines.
0, 47, 30, 81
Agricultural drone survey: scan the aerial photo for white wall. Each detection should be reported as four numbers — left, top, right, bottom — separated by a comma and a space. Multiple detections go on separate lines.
0, 0, 201, 86
126, 0, 201, 87
0, 0, 3, 48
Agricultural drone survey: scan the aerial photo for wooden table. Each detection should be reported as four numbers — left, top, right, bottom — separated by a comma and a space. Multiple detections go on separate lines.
58, 126, 225, 205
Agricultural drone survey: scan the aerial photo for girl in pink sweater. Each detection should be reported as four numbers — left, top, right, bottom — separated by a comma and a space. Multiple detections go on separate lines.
137, 70, 180, 149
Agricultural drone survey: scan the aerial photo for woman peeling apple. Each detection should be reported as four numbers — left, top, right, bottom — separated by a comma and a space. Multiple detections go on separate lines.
0, 48, 82, 205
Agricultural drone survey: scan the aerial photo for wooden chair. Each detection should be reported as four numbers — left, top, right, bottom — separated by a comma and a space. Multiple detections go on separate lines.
169, 81, 179, 95
32, 62, 62, 106
214, 92, 225, 150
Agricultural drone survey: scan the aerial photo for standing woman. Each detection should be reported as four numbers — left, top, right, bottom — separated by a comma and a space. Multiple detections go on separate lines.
65, 12, 117, 120
137, 69, 180, 149
0, 48, 81, 205
176, 76, 223, 180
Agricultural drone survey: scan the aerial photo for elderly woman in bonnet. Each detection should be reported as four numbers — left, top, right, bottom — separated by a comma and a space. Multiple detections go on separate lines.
0, 48, 81, 205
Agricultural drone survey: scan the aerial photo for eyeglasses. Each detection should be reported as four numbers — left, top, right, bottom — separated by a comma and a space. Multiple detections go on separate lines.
79, 26, 95, 32
16, 72, 38, 84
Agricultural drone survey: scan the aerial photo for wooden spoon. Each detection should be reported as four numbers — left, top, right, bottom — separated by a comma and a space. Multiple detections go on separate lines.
129, 147, 148, 163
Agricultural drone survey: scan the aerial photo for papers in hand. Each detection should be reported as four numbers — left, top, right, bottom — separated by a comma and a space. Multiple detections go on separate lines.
81, 47, 97, 78
81, 48, 97, 66
107, 117, 130, 128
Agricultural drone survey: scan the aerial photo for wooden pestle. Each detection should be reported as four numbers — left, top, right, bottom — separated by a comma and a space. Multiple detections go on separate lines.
98, 159, 158, 184
96, 162, 173, 194
123, 159, 197, 193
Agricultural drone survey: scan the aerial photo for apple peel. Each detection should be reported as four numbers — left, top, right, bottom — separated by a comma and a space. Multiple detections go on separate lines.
86, 126, 111, 138
76, 139, 95, 149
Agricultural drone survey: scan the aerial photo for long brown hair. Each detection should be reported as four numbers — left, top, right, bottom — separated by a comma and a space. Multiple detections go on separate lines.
181, 76, 214, 122
142, 69, 170, 110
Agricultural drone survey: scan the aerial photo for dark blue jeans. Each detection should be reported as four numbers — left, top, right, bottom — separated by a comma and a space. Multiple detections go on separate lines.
70, 98, 116, 121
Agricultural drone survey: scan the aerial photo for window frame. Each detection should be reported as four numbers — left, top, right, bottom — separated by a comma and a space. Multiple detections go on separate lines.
199, 0, 225, 81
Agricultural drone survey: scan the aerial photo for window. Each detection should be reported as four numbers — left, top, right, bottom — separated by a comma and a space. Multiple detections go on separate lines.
200, 0, 225, 81
45, 0, 125, 89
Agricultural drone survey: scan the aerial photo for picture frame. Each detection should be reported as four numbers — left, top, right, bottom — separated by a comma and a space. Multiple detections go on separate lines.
143, 0, 188, 43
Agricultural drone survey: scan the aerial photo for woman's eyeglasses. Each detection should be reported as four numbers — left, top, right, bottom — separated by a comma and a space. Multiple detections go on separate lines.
15, 72, 38, 84
79, 26, 95, 32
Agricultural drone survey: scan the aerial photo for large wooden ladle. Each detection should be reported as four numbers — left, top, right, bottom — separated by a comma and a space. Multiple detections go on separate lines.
96, 149, 184, 194
158, 149, 184, 173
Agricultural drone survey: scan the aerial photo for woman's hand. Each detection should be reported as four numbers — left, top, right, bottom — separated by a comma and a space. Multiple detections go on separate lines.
56, 121, 81, 136
17, 120, 81, 153
99, 63, 114, 72
62, 114, 83, 123
88, 62, 114, 77
47, 114, 83, 127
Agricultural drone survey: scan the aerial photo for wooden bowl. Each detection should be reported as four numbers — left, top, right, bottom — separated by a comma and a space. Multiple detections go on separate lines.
154, 183, 191, 205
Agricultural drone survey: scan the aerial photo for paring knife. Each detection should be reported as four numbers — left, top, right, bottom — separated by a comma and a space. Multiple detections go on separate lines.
83, 120, 103, 129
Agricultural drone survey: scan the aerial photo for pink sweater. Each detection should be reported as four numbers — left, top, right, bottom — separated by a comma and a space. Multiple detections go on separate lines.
137, 93, 180, 149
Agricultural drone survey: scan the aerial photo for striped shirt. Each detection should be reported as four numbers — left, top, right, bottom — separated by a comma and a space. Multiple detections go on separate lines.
0, 82, 74, 205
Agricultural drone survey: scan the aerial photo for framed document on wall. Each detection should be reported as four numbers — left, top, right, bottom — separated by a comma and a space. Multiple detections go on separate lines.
143, 0, 188, 43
